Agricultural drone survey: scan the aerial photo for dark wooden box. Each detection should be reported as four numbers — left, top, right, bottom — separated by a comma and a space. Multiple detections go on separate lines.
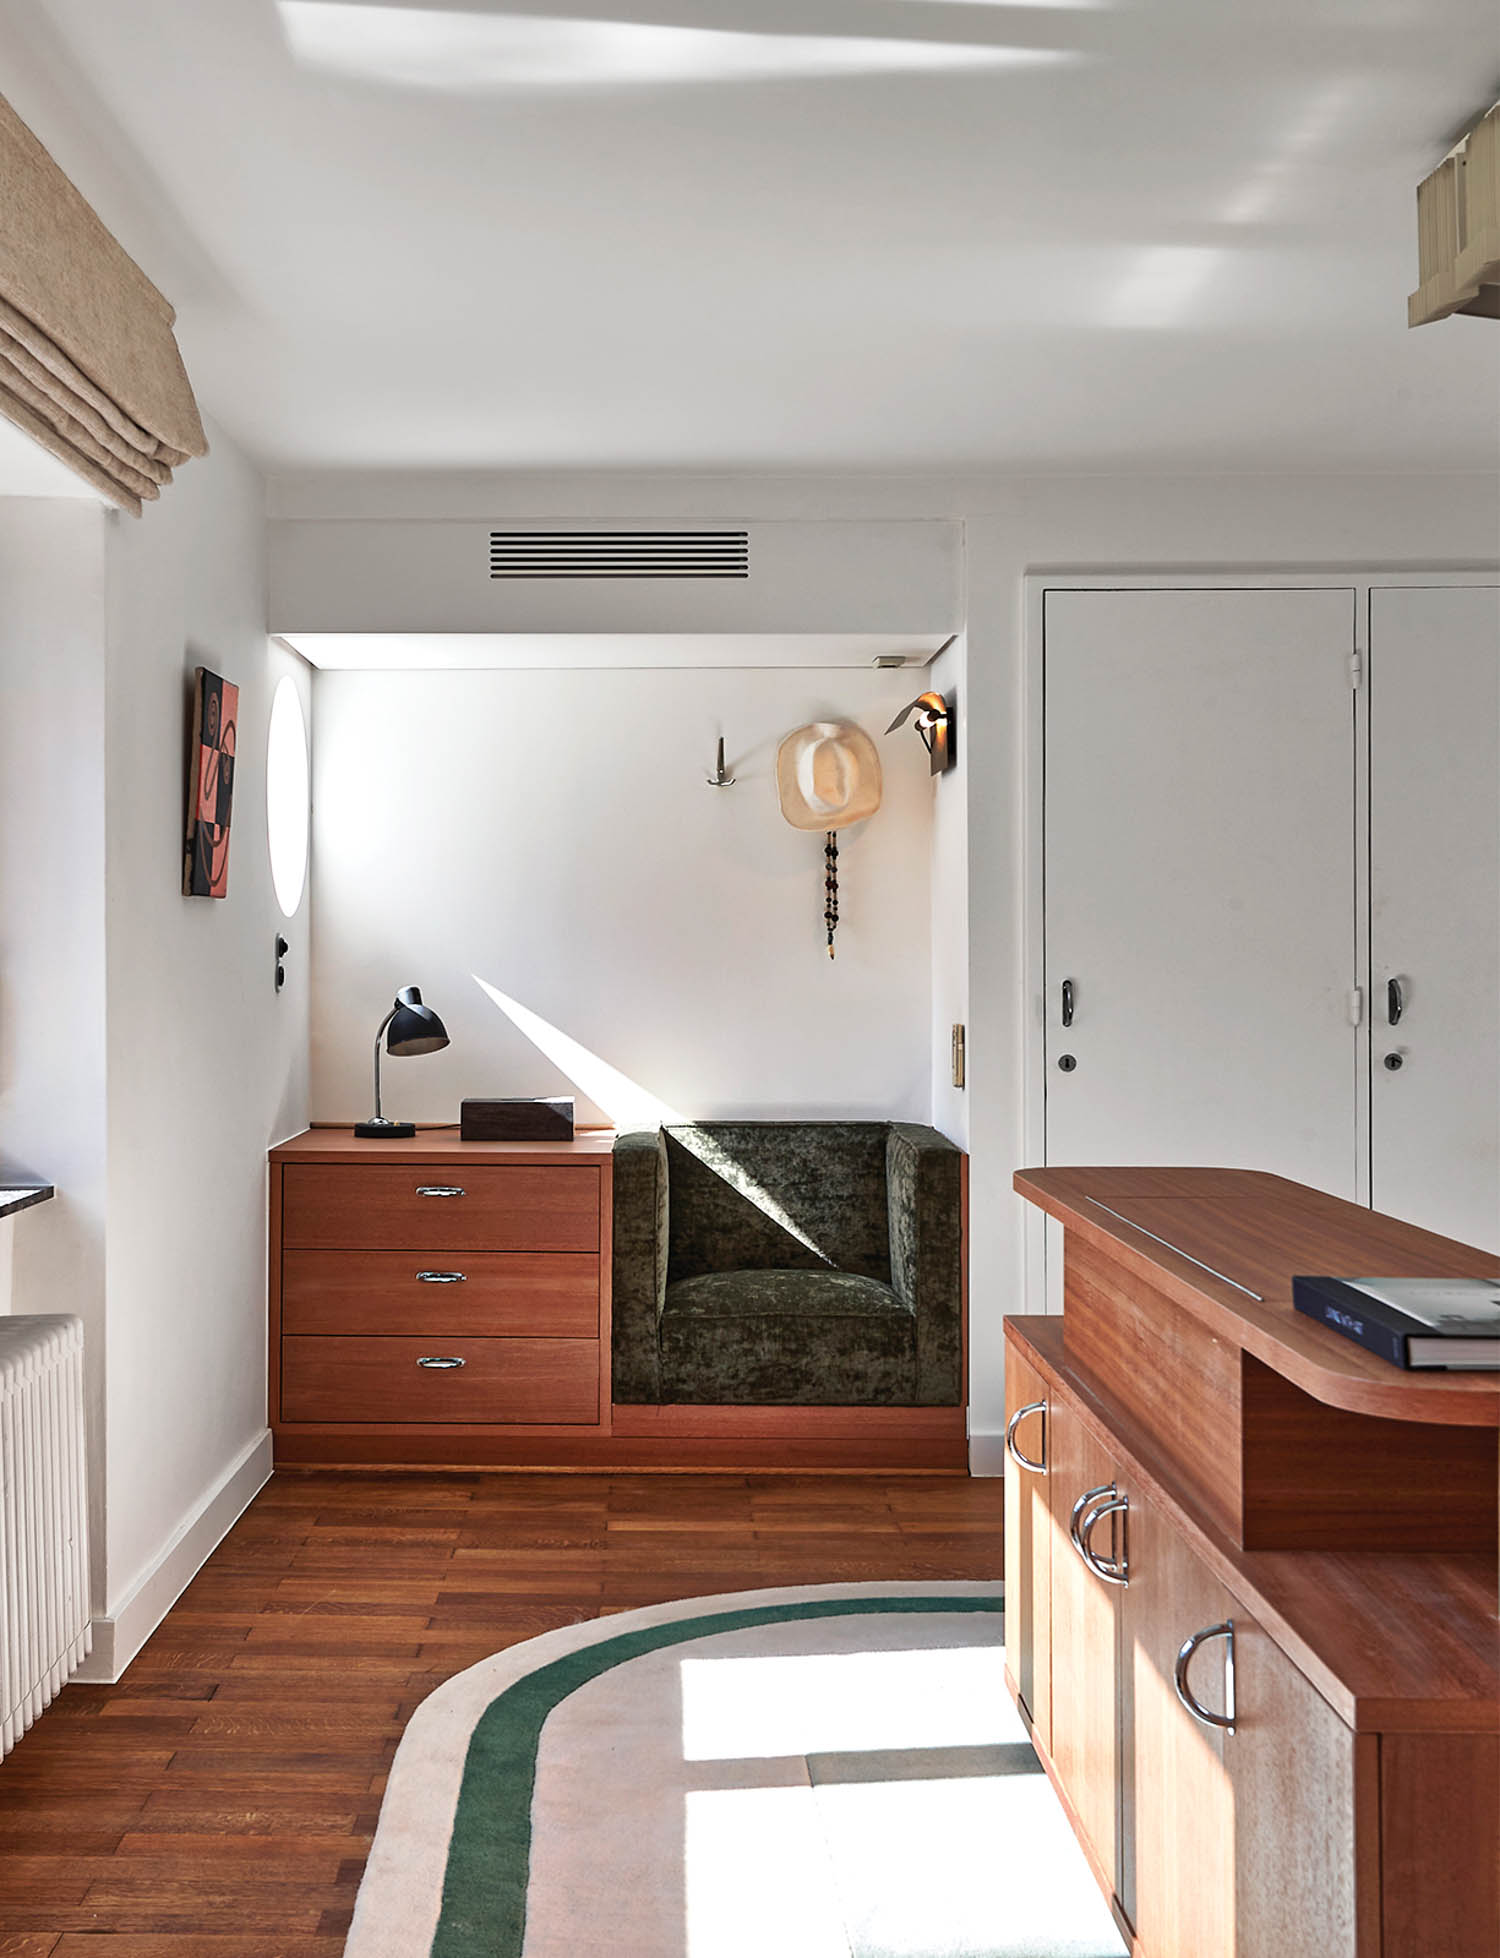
460, 1097, 575, 1142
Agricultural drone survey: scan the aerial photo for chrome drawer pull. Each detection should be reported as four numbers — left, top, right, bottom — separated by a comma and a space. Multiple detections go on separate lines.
415, 1185, 465, 1198
1004, 1399, 1048, 1473
1069, 1482, 1115, 1557
416, 1271, 467, 1284
1078, 1493, 1130, 1587
417, 1355, 466, 1370
1175, 1621, 1236, 1733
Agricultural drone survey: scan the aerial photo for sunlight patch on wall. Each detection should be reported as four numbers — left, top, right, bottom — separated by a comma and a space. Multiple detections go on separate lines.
472, 975, 683, 1129
1221, 78, 1368, 225
279, 3, 1078, 92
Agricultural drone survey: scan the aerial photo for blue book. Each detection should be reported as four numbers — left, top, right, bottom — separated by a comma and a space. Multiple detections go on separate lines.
1292, 1275, 1500, 1371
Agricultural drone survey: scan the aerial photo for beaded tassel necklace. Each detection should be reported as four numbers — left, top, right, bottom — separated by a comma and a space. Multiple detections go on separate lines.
824, 830, 839, 958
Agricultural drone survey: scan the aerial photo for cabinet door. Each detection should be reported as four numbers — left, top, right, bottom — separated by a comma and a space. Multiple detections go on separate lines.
1370, 585, 1500, 1253
1002, 1339, 1052, 1747
1043, 587, 1359, 1197
1231, 1615, 1362, 1958
1123, 1487, 1363, 1958
1048, 1396, 1124, 1898
1122, 1487, 1236, 1957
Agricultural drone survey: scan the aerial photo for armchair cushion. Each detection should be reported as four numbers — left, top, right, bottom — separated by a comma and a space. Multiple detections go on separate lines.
659, 1269, 915, 1404
610, 1119, 962, 1407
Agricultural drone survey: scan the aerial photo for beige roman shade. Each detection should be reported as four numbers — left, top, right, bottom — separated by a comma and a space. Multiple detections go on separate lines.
0, 92, 206, 514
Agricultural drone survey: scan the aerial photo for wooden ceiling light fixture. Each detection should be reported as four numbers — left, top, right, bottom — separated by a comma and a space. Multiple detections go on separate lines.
1409, 100, 1500, 326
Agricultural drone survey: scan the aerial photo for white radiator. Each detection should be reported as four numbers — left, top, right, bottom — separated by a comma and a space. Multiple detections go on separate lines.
0, 1316, 90, 1758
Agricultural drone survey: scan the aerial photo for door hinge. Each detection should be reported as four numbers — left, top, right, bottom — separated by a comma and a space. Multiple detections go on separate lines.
1348, 987, 1364, 1027
1349, 650, 1363, 690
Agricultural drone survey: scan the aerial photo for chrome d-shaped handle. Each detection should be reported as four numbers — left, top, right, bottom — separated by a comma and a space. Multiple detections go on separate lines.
417, 1355, 465, 1370
1069, 1482, 1115, 1556
1004, 1399, 1048, 1474
415, 1185, 465, 1198
416, 1271, 467, 1284
1078, 1493, 1130, 1587
1175, 1621, 1236, 1732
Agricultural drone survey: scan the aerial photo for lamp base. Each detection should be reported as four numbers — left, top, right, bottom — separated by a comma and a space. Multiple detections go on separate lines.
353, 1117, 417, 1140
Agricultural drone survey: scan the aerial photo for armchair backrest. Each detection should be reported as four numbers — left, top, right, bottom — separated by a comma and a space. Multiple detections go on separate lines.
664, 1122, 892, 1283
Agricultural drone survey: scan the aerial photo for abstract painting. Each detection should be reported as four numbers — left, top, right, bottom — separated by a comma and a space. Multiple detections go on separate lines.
183, 666, 238, 898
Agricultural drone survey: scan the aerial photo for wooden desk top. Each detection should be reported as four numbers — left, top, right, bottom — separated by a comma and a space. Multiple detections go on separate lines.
272, 1126, 615, 1166
1014, 1166, 1500, 1427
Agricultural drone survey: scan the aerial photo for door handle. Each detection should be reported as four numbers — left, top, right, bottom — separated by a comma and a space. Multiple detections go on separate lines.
1061, 978, 1075, 1028
1069, 1482, 1115, 1558
415, 1271, 467, 1284
1004, 1399, 1047, 1473
415, 1185, 465, 1198
417, 1355, 466, 1370
1078, 1493, 1130, 1587
1387, 977, 1404, 1027
1174, 1621, 1236, 1733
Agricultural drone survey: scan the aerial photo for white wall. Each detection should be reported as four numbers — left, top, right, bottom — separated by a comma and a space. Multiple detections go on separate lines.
311, 666, 935, 1128
96, 426, 310, 1668
0, 497, 111, 1595
927, 632, 967, 1150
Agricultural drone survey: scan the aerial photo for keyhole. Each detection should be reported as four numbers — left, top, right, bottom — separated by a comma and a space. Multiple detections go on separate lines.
1058, 1054, 1077, 1073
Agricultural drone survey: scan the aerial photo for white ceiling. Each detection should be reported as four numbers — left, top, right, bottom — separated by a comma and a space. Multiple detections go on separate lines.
6, 0, 1499, 475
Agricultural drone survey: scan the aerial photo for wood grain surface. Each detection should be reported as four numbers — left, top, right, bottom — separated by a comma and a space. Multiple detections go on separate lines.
0, 1466, 1001, 1953
280, 1337, 601, 1426
1007, 1317, 1500, 1734
272, 1130, 615, 1163
280, 1250, 600, 1339
1014, 1166, 1500, 1425
281, 1164, 601, 1255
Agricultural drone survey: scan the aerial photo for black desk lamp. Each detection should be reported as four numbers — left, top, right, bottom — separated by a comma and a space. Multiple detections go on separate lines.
354, 986, 450, 1139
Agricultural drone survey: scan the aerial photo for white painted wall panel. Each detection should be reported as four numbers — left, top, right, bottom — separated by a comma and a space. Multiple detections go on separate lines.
310, 665, 935, 1129
268, 519, 961, 635
1042, 587, 1360, 1198
1369, 585, 1500, 1254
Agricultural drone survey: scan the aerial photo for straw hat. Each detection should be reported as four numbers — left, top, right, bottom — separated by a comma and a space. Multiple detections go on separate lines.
776, 720, 883, 831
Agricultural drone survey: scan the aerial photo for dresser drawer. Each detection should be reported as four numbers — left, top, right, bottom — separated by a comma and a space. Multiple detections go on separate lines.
281, 1164, 600, 1253
281, 1335, 601, 1425
281, 1251, 599, 1337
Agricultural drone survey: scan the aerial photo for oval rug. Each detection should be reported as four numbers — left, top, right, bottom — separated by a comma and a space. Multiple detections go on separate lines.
346, 1580, 1124, 1958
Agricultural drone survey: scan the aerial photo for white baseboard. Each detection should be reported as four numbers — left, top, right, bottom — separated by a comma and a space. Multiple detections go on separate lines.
968, 1429, 1006, 1478
76, 1428, 273, 1684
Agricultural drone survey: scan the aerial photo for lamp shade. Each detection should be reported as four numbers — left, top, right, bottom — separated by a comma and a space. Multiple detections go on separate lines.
385, 985, 449, 1057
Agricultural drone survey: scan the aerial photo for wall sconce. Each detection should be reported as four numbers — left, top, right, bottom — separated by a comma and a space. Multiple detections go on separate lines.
886, 691, 954, 775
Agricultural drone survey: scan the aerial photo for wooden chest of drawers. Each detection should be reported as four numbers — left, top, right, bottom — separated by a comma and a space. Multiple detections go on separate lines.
269, 1129, 613, 1463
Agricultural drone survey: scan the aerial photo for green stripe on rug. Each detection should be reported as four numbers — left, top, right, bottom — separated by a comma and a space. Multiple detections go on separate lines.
432, 1593, 1001, 1958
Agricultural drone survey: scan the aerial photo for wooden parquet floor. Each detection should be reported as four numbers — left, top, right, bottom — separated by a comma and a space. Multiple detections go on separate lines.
0, 1467, 1004, 1955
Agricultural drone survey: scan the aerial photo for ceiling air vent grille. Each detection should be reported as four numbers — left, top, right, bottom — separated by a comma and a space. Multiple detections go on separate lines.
488, 531, 750, 579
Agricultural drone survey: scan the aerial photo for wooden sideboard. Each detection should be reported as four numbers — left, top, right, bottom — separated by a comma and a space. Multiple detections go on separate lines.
268, 1128, 966, 1468
271, 1129, 614, 1464
1006, 1166, 1500, 1958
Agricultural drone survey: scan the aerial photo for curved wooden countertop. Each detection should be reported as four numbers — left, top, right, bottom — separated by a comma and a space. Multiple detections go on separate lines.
1014, 1166, 1500, 1427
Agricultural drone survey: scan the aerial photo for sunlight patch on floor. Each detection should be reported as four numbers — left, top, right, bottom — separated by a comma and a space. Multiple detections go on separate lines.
681, 1645, 1017, 1761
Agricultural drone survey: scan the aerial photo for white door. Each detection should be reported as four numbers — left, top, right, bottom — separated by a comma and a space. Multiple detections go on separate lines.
1369, 586, 1500, 1254
1044, 588, 1359, 1197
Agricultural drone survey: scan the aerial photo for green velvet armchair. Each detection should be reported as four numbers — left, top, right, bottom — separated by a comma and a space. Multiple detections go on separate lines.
611, 1122, 963, 1406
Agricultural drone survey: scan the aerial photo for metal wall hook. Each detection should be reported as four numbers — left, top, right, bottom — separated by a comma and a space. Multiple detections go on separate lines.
706, 736, 735, 786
